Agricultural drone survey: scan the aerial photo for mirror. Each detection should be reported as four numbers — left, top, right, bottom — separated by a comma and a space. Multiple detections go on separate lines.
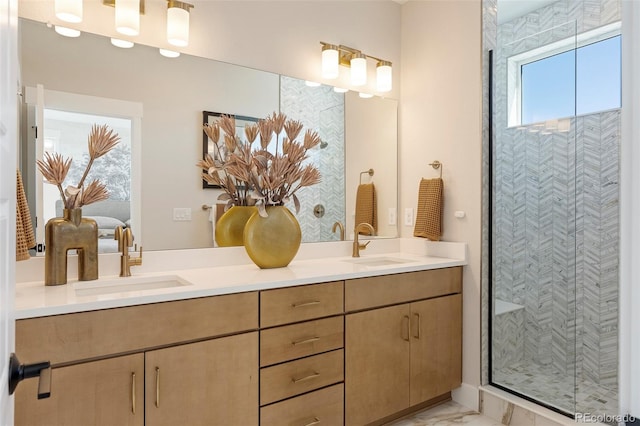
19, 17, 398, 251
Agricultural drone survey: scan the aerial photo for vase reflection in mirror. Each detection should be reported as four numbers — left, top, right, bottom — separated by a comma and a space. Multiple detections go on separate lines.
44, 208, 98, 286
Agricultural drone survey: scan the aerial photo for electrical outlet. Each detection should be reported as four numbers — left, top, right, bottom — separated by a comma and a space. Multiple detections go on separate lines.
404, 207, 414, 226
173, 207, 192, 221
388, 207, 397, 225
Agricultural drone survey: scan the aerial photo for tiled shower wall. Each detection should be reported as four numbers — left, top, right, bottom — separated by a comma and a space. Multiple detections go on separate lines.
280, 76, 346, 243
492, 0, 620, 388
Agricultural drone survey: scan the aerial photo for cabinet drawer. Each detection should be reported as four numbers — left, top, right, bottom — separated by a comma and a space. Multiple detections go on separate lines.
345, 267, 462, 312
16, 291, 258, 365
261, 316, 344, 367
260, 349, 344, 405
260, 281, 344, 327
261, 383, 344, 426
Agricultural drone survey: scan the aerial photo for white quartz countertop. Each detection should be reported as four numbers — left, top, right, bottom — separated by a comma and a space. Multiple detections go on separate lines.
15, 239, 467, 319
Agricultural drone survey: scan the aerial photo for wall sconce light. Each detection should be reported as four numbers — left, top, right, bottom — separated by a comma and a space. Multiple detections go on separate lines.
167, 0, 194, 47
103, 0, 145, 36
54, 25, 81, 37
111, 38, 134, 48
159, 48, 180, 58
320, 41, 392, 92
55, 0, 82, 23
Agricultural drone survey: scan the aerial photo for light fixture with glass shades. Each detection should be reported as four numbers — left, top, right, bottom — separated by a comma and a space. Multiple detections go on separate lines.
114, 0, 141, 36
54, 25, 81, 37
55, 0, 83, 23
167, 0, 194, 47
319, 41, 393, 92
159, 48, 180, 58
111, 38, 134, 48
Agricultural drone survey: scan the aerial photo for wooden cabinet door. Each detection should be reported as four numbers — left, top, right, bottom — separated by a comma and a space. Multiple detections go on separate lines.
15, 353, 144, 426
409, 294, 462, 405
345, 304, 410, 425
145, 332, 259, 426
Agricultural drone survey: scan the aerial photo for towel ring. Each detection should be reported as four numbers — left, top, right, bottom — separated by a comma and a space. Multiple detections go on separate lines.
360, 168, 374, 184
429, 161, 443, 178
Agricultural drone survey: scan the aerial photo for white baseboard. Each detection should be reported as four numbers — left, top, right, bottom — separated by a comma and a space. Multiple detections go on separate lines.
452, 382, 480, 411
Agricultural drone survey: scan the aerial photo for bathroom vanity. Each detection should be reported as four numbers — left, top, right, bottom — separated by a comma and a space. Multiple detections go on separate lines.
13, 242, 465, 425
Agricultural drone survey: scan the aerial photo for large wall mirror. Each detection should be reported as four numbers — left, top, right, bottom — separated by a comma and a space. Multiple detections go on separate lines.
18, 17, 398, 252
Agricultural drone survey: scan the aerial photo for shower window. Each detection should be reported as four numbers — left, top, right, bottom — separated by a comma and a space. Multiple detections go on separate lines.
507, 22, 621, 127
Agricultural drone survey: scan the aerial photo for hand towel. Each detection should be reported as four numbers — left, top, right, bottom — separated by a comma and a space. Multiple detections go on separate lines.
413, 178, 443, 241
354, 183, 377, 235
16, 170, 36, 261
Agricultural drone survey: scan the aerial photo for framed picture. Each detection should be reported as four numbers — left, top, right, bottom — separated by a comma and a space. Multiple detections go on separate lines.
201, 111, 259, 189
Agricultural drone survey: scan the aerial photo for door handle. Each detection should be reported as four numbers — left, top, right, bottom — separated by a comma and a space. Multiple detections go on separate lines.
8, 353, 51, 399
412, 313, 421, 339
402, 315, 410, 342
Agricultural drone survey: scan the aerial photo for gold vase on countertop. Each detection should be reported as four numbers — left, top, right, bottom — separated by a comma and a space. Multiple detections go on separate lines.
243, 206, 301, 269
215, 206, 257, 247
44, 208, 98, 286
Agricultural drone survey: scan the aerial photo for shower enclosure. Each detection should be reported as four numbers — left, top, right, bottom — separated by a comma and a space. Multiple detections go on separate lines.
487, 0, 620, 418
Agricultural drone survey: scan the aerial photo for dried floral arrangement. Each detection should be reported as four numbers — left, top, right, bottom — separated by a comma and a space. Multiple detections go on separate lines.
37, 124, 120, 209
198, 115, 254, 207
198, 112, 322, 217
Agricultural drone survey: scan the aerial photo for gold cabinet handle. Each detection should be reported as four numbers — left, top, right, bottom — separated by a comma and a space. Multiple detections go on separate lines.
292, 336, 320, 346
402, 315, 410, 342
155, 367, 160, 408
300, 417, 321, 426
131, 372, 136, 415
413, 313, 421, 339
291, 371, 320, 383
291, 300, 321, 308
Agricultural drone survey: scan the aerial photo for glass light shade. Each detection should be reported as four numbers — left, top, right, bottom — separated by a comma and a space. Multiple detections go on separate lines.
358, 92, 374, 99
333, 87, 348, 93
305, 81, 321, 87
321, 45, 339, 79
54, 26, 81, 37
55, 0, 82, 23
159, 48, 180, 58
115, 0, 140, 36
376, 61, 392, 92
167, 6, 190, 47
350, 53, 367, 86
111, 38, 134, 48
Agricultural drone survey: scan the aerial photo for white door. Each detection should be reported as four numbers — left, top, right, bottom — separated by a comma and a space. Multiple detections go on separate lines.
0, 0, 18, 424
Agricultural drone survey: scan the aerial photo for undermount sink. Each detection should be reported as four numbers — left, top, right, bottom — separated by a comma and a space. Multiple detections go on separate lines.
74, 275, 192, 297
343, 257, 413, 267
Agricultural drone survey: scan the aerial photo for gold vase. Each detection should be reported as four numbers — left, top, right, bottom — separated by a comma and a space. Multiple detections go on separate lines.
44, 208, 98, 286
215, 206, 257, 247
243, 206, 302, 269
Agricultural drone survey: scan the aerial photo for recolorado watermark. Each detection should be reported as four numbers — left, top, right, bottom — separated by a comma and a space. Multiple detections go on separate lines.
575, 412, 637, 424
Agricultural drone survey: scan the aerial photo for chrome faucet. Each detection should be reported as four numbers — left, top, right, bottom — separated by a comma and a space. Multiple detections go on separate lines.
332, 221, 345, 241
114, 226, 143, 277
352, 223, 375, 257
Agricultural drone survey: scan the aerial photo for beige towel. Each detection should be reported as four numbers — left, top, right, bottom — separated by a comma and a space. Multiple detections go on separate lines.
414, 178, 443, 241
355, 183, 377, 235
16, 170, 36, 261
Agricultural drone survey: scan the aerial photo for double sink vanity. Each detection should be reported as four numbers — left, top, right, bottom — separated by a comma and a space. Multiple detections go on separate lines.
13, 239, 466, 425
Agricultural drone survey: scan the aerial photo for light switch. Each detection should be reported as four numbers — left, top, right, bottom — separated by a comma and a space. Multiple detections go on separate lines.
404, 208, 414, 226
173, 207, 192, 221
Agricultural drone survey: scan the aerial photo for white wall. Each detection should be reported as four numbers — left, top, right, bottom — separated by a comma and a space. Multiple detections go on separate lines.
400, 0, 483, 408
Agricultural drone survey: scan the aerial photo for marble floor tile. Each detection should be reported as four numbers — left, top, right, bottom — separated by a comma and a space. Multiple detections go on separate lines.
387, 401, 502, 426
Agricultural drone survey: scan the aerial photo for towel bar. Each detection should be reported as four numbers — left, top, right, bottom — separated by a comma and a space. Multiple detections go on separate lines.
359, 168, 374, 184
429, 161, 443, 178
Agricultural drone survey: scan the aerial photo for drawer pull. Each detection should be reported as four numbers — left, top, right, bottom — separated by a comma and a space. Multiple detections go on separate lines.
301, 416, 321, 426
131, 372, 136, 415
291, 300, 321, 308
402, 315, 410, 342
292, 336, 321, 346
291, 371, 320, 383
155, 367, 160, 408
413, 313, 421, 339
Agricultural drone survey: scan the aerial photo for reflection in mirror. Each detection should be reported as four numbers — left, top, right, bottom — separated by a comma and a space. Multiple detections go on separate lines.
18, 17, 397, 252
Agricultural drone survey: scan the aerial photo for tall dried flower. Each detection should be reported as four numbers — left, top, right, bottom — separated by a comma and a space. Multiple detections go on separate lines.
198, 115, 254, 208
37, 125, 119, 209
